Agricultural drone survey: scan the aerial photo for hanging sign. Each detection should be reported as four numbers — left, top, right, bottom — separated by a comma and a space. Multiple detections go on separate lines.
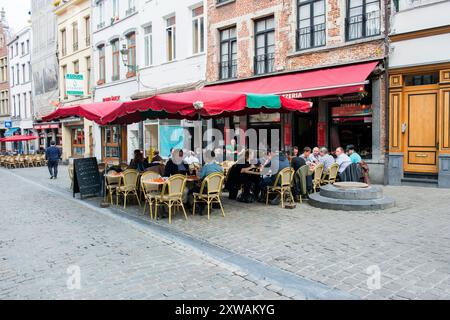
65, 74, 84, 96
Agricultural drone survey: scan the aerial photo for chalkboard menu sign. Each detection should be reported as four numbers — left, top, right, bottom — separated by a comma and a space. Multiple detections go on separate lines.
73, 157, 101, 199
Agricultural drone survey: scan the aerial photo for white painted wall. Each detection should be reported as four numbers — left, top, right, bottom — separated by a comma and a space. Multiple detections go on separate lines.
389, 0, 450, 68
390, 33, 450, 68
137, 0, 206, 89
91, 0, 141, 162
391, 0, 450, 34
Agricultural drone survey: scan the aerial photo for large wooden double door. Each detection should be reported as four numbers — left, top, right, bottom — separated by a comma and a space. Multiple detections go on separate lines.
403, 86, 439, 173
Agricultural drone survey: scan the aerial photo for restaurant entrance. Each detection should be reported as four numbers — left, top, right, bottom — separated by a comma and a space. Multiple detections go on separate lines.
247, 113, 281, 152
101, 125, 127, 165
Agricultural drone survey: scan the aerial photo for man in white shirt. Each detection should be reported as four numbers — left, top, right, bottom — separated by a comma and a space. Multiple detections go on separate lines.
183, 150, 200, 165
335, 147, 352, 174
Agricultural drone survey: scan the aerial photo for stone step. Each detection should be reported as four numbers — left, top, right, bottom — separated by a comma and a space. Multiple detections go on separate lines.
401, 177, 438, 188
320, 184, 383, 200
308, 193, 396, 211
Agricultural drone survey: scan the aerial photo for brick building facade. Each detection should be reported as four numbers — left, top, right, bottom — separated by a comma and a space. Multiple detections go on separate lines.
205, 0, 389, 183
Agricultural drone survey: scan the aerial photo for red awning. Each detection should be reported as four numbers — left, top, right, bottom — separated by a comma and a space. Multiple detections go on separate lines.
111, 90, 312, 124
206, 61, 379, 98
42, 90, 312, 125
0, 135, 38, 142
42, 101, 129, 125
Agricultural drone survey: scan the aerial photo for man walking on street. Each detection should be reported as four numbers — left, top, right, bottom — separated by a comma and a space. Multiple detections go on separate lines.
45, 141, 61, 179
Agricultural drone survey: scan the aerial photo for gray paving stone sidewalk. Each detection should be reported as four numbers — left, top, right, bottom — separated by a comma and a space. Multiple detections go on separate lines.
3, 165, 450, 299
0, 167, 292, 300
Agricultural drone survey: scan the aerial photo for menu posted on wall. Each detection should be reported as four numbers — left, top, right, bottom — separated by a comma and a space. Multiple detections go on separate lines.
73, 157, 101, 199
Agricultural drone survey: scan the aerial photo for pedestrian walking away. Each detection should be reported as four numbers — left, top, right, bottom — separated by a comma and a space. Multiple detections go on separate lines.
45, 141, 62, 179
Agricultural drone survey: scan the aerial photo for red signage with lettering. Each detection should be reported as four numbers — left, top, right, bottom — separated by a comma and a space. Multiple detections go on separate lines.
103, 96, 121, 102
317, 121, 327, 147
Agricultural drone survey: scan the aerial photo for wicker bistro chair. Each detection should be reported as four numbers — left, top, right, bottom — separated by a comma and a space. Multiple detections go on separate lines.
141, 171, 162, 219
104, 170, 120, 205
312, 163, 325, 193
266, 167, 295, 208
17, 155, 26, 168
116, 169, 141, 208
154, 174, 188, 224
25, 155, 34, 167
321, 163, 339, 185
193, 173, 225, 220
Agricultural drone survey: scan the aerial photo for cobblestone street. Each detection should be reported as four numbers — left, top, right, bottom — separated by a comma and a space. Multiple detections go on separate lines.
1, 165, 450, 300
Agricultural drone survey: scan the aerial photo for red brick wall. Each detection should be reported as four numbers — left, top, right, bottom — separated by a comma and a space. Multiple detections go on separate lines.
206, 0, 386, 82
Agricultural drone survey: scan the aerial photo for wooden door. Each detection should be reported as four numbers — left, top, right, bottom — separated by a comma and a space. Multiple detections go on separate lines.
404, 90, 439, 173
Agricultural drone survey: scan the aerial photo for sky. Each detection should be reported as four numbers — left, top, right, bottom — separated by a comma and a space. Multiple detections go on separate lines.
0, 0, 31, 34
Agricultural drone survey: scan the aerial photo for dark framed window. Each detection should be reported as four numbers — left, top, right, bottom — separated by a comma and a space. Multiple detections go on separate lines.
346, 0, 381, 41
297, 0, 326, 50
404, 73, 439, 86
254, 16, 275, 75
219, 27, 237, 80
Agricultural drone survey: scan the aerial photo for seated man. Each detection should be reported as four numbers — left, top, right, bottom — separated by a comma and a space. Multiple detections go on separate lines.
309, 147, 320, 164
346, 144, 362, 164
291, 151, 307, 173
319, 147, 335, 171
335, 147, 352, 178
199, 150, 223, 179
299, 147, 312, 164
259, 151, 290, 201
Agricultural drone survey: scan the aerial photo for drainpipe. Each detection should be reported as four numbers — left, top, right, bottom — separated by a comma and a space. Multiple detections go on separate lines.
384, 0, 391, 184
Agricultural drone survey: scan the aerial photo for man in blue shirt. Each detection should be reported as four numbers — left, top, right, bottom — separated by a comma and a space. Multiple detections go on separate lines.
346, 144, 362, 164
259, 151, 290, 201
45, 141, 62, 179
199, 150, 223, 179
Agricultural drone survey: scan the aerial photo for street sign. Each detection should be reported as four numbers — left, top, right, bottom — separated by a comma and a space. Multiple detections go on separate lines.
65, 73, 84, 96
4, 121, 12, 128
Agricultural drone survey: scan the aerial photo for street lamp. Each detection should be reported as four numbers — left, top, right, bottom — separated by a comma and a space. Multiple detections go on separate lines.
120, 44, 138, 71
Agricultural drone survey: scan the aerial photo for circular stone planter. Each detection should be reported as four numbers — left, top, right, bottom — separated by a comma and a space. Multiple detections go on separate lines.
308, 183, 395, 211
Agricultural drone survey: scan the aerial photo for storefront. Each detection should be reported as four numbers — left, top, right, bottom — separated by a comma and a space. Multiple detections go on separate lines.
60, 117, 85, 160
101, 125, 128, 165
143, 119, 203, 160
206, 61, 385, 183
388, 63, 450, 187
33, 123, 62, 152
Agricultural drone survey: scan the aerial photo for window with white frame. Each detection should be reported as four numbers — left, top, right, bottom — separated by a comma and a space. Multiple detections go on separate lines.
127, 0, 136, 15
166, 16, 176, 62
192, 6, 204, 54
97, 1, 105, 29
143, 25, 153, 66
112, 0, 119, 18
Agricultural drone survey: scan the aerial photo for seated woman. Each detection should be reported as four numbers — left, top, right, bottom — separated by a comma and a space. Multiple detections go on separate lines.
164, 149, 189, 177
146, 154, 165, 176
129, 149, 148, 172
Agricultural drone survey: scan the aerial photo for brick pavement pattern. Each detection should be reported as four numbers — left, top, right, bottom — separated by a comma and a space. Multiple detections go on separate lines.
3, 166, 450, 299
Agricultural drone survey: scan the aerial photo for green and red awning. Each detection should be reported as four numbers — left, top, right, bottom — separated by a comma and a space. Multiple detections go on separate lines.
43, 89, 312, 125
